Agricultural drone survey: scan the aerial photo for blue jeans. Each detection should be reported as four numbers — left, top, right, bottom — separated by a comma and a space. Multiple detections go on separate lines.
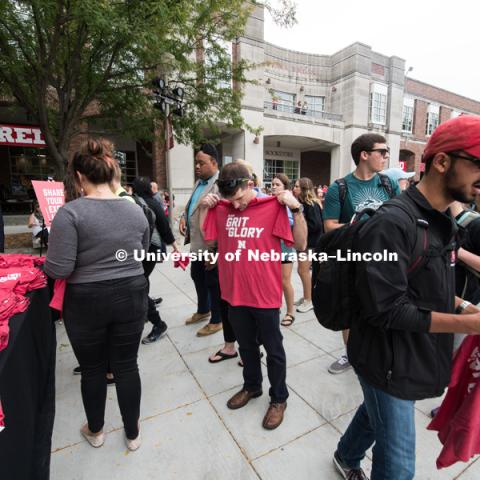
337, 376, 416, 480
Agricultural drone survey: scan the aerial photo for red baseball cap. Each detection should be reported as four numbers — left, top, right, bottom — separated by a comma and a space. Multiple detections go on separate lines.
422, 115, 480, 163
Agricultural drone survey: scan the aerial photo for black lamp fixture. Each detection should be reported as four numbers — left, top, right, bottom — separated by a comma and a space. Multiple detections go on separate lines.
151, 78, 185, 118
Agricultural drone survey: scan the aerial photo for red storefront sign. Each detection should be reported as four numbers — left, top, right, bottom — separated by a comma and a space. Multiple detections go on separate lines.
0, 124, 46, 148
399, 161, 406, 171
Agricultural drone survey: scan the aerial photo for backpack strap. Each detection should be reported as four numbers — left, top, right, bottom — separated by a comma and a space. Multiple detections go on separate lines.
378, 173, 395, 199
385, 199, 430, 279
407, 218, 430, 279
335, 177, 347, 220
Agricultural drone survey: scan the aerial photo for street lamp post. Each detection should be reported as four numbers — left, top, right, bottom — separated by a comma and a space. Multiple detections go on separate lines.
403, 66, 415, 174
151, 77, 185, 223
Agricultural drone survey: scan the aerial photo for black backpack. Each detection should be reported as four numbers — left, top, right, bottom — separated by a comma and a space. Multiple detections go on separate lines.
119, 191, 157, 242
312, 198, 430, 331
336, 173, 395, 221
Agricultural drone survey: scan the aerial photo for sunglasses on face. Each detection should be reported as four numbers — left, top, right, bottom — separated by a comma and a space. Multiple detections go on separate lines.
448, 151, 480, 167
366, 147, 390, 158
216, 178, 250, 190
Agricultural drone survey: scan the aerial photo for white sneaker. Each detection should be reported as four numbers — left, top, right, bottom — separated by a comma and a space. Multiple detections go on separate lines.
294, 297, 304, 306
296, 300, 313, 313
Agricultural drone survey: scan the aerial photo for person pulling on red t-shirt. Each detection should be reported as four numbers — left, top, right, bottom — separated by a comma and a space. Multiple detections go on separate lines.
200, 162, 307, 430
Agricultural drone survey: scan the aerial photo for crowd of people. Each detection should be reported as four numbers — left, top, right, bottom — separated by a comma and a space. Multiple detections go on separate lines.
37, 114, 480, 479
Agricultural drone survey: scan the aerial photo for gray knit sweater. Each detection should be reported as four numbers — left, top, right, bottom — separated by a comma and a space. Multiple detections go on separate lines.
45, 197, 149, 283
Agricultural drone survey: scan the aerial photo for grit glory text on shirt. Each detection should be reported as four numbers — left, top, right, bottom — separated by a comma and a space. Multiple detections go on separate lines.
203, 196, 293, 309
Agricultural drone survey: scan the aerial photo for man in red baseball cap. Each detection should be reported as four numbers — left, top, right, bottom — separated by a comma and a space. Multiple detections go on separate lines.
423, 114, 480, 164
333, 114, 480, 480
421, 115, 480, 202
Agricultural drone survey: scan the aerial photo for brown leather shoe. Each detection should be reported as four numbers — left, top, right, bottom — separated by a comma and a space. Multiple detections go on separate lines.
185, 312, 211, 325
227, 389, 263, 410
262, 402, 287, 430
196, 322, 222, 337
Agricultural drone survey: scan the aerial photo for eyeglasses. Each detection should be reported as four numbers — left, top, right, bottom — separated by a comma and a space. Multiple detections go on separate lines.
366, 147, 390, 158
216, 178, 250, 190
448, 151, 480, 166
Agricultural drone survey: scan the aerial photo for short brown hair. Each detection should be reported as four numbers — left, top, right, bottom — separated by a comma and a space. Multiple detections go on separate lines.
217, 163, 251, 197
72, 138, 116, 185
351, 133, 387, 165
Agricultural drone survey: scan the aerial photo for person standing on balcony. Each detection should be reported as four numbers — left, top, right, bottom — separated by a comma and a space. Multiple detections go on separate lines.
272, 96, 279, 110
301, 100, 308, 115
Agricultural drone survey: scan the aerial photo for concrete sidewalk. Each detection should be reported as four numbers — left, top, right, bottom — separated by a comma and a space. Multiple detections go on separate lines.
51, 259, 480, 480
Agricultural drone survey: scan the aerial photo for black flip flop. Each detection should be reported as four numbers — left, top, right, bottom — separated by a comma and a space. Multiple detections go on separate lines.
208, 350, 238, 363
281, 314, 295, 327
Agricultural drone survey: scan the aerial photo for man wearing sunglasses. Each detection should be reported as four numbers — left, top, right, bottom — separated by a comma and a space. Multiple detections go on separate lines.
334, 115, 480, 480
324, 134, 401, 375
200, 162, 307, 430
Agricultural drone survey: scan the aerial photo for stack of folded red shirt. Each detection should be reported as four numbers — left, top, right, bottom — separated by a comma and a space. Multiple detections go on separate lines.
0, 254, 47, 353
0, 254, 47, 432
0, 254, 45, 269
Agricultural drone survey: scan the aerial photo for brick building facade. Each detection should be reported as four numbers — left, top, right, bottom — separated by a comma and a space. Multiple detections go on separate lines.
400, 78, 480, 175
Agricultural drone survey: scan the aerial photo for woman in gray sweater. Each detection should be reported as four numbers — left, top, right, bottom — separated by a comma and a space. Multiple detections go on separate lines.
45, 139, 149, 451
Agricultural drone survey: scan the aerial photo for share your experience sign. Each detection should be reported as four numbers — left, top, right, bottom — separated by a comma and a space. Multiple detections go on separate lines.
32, 181, 65, 226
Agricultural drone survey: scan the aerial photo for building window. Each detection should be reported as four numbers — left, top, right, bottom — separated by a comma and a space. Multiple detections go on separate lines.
425, 105, 440, 136
204, 39, 232, 90
273, 91, 295, 112
451, 110, 461, 119
303, 95, 325, 117
263, 158, 299, 187
402, 98, 414, 133
370, 84, 388, 125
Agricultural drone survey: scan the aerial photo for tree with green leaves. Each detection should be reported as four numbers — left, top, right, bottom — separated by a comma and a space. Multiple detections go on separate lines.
0, 1, 296, 177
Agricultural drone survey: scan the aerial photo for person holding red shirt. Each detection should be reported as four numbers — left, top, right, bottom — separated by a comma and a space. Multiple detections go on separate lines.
200, 162, 307, 430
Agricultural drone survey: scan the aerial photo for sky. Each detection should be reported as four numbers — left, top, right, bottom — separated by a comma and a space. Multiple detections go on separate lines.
264, 0, 480, 101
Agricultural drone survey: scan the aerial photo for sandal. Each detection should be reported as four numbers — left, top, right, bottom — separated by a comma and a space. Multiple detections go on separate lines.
281, 314, 295, 327
208, 350, 238, 363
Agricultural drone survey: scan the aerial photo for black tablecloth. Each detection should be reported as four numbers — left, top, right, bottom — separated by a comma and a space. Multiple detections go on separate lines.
0, 285, 56, 480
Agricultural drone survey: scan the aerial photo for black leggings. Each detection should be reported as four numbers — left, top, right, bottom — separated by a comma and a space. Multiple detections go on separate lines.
63, 275, 148, 439
143, 245, 167, 329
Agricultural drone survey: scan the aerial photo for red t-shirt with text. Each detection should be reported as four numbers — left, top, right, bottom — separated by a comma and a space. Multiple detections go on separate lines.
203, 196, 293, 309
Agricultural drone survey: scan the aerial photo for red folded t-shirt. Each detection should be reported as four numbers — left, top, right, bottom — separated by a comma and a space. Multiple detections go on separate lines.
49, 279, 66, 314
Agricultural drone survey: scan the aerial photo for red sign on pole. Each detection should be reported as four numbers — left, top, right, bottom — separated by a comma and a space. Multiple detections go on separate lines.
0, 124, 46, 148
31, 181, 65, 226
